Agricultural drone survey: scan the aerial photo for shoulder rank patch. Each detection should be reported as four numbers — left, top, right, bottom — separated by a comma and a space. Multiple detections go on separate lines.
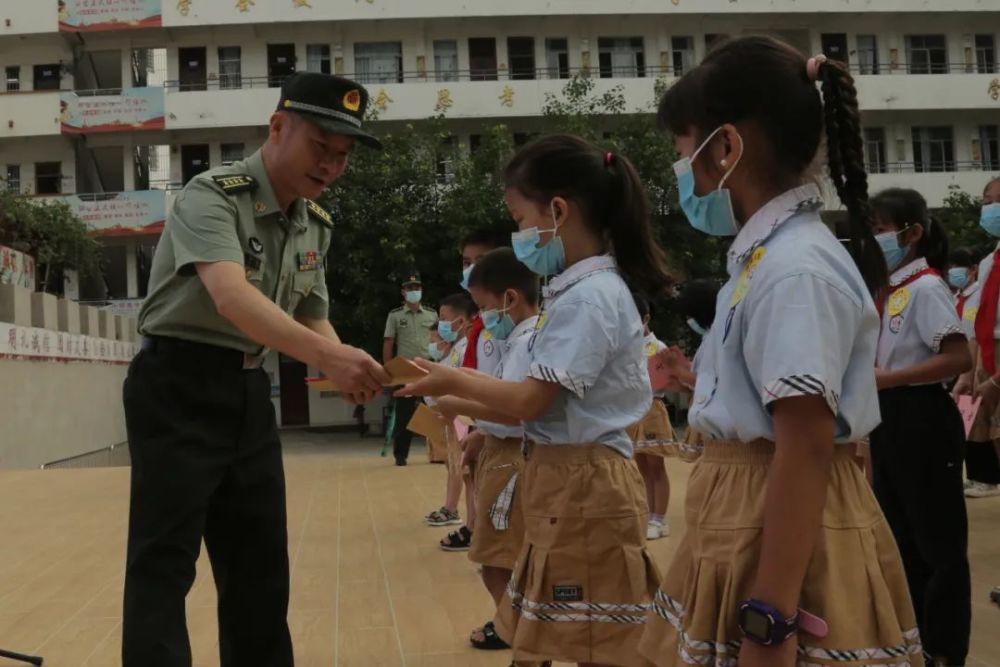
212, 174, 258, 194
306, 200, 334, 228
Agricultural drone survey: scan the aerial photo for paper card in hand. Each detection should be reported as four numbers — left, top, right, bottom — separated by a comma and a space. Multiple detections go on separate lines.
384, 357, 429, 386
407, 403, 447, 441
956, 395, 982, 438
647, 354, 674, 393
305, 377, 339, 392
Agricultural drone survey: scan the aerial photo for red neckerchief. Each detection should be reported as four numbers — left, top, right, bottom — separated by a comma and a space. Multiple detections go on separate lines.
877, 267, 940, 320
462, 315, 484, 369
976, 250, 1000, 375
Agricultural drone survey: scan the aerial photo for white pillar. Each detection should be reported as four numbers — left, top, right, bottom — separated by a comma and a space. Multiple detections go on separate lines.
123, 142, 135, 191
125, 239, 139, 299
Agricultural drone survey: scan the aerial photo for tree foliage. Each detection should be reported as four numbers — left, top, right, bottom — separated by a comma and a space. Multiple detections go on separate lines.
0, 188, 100, 294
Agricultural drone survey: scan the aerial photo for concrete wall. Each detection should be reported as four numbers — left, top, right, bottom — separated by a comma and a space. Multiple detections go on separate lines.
0, 358, 127, 469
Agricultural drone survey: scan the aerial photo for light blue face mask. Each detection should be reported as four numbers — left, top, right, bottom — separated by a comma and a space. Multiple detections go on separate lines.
511, 202, 566, 277
947, 268, 970, 291
428, 342, 445, 361
981, 203, 1000, 238
875, 229, 909, 271
405, 289, 422, 304
460, 265, 473, 291
482, 295, 516, 340
686, 318, 708, 337
673, 126, 743, 237
437, 319, 461, 343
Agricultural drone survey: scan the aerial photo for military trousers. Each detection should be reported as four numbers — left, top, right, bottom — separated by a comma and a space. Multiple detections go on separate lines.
122, 336, 293, 667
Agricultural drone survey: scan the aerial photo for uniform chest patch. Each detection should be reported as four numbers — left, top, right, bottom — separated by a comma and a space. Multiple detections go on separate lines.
244, 252, 262, 272
398, 319, 409, 328
298, 250, 320, 271
249, 237, 264, 255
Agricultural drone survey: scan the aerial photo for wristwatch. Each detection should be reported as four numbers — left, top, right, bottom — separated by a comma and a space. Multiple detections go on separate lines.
738, 599, 829, 646
737, 599, 798, 646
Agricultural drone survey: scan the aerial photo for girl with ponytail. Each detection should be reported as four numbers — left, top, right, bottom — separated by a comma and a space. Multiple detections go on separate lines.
640, 36, 923, 667
395, 134, 670, 666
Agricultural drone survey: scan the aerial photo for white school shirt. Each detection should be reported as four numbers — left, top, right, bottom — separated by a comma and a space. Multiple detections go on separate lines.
424, 338, 468, 408
876, 257, 966, 376
957, 281, 980, 339
976, 245, 1000, 337
689, 184, 881, 444
642, 332, 669, 398
476, 315, 539, 440
524, 255, 651, 457
475, 326, 503, 377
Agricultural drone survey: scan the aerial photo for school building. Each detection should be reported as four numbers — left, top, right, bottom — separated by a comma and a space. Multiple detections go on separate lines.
1, 0, 998, 426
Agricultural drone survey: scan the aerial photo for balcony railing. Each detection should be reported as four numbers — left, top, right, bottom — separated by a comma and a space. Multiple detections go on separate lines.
848, 61, 998, 75
865, 159, 1000, 174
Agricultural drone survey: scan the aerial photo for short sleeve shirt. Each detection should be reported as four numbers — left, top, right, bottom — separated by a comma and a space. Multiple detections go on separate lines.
689, 185, 881, 444
477, 315, 538, 440
876, 257, 966, 375
958, 282, 980, 339
524, 255, 651, 457
475, 328, 503, 377
138, 149, 334, 353
424, 338, 467, 408
384, 305, 437, 360
976, 246, 1000, 337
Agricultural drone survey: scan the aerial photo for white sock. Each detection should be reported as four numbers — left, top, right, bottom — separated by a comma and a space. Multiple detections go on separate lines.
650, 513, 664, 525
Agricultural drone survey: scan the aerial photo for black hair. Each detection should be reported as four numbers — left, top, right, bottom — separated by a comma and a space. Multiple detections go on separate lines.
658, 35, 887, 296
630, 290, 651, 322
439, 292, 478, 318
679, 279, 720, 331
467, 248, 540, 306
949, 247, 976, 269
871, 188, 948, 273
460, 228, 510, 252
502, 134, 672, 298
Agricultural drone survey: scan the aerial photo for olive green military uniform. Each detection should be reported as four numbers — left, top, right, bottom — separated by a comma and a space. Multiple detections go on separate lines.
122, 149, 334, 667
384, 299, 437, 464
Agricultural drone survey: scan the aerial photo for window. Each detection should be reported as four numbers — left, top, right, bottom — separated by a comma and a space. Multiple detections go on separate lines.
976, 34, 996, 74
905, 35, 948, 74
434, 40, 459, 82
544, 38, 570, 79
35, 162, 62, 194
513, 132, 532, 148
218, 46, 242, 89
863, 128, 887, 174
220, 143, 245, 166
5, 165, 20, 192
469, 134, 482, 154
671, 36, 695, 76
5, 66, 19, 92
912, 126, 955, 172
469, 38, 498, 81
857, 35, 879, 75
33, 64, 61, 90
597, 37, 645, 79
436, 136, 456, 183
307, 44, 331, 74
354, 42, 403, 84
980, 125, 1000, 171
507, 37, 536, 80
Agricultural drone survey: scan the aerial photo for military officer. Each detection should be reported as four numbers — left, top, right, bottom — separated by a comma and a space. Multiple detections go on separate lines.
121, 72, 391, 667
383, 272, 438, 465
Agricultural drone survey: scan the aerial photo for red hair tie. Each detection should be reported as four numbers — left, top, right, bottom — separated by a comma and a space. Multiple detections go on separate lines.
604, 152, 614, 166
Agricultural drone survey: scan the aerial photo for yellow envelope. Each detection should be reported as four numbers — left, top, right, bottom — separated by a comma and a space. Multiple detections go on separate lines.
407, 403, 447, 441
384, 357, 429, 386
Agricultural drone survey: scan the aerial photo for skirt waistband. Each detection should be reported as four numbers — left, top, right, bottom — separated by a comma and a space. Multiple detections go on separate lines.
702, 439, 856, 464
524, 442, 625, 464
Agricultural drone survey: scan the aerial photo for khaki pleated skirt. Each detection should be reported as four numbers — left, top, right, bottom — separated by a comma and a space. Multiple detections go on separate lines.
627, 400, 679, 459
969, 342, 1000, 443
639, 440, 923, 667
495, 443, 661, 667
469, 435, 525, 569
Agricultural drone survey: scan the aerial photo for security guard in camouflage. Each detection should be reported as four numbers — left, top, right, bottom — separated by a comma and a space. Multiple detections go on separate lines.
383, 272, 438, 464
122, 72, 390, 667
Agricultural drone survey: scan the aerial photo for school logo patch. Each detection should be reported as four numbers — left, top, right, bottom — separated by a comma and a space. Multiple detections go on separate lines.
552, 585, 583, 602
886, 287, 910, 317
483, 340, 495, 357
964, 306, 978, 322
889, 314, 904, 334
249, 237, 264, 255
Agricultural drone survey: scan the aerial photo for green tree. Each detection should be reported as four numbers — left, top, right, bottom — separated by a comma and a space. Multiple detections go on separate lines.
937, 184, 989, 254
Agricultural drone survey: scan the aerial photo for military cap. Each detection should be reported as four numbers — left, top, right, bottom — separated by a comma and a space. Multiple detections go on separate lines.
276, 72, 382, 149
402, 271, 422, 287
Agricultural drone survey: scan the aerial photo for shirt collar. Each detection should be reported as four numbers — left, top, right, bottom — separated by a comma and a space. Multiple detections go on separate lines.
543, 255, 618, 299
509, 315, 538, 341
726, 183, 824, 274
245, 149, 308, 231
963, 281, 980, 297
890, 256, 929, 287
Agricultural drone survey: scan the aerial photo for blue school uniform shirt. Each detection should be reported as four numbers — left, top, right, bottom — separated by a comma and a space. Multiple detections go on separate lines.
876, 257, 965, 376
476, 315, 539, 440
524, 255, 651, 457
689, 184, 881, 444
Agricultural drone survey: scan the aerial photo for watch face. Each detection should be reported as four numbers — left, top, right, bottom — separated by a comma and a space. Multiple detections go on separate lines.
740, 607, 773, 641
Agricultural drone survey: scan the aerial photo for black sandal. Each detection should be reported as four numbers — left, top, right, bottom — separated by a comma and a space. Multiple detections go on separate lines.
440, 525, 472, 551
470, 620, 509, 650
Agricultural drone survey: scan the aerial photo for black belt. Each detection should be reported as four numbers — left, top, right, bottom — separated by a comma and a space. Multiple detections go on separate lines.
141, 335, 266, 370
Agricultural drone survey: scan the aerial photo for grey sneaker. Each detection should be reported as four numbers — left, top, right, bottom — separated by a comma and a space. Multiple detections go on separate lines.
426, 508, 461, 526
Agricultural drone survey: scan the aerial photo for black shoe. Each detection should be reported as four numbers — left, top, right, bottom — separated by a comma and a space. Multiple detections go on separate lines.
395, 459, 407, 466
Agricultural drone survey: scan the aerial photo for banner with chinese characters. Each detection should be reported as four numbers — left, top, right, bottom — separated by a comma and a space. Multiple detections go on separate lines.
58, 0, 163, 32
0, 246, 37, 292
60, 88, 166, 134
102, 299, 144, 318
0, 323, 138, 363
63, 190, 166, 237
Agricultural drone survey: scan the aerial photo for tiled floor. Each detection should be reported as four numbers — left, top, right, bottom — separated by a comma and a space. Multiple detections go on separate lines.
1, 431, 998, 666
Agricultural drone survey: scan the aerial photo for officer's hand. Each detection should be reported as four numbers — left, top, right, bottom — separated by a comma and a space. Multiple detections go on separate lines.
321, 344, 391, 397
